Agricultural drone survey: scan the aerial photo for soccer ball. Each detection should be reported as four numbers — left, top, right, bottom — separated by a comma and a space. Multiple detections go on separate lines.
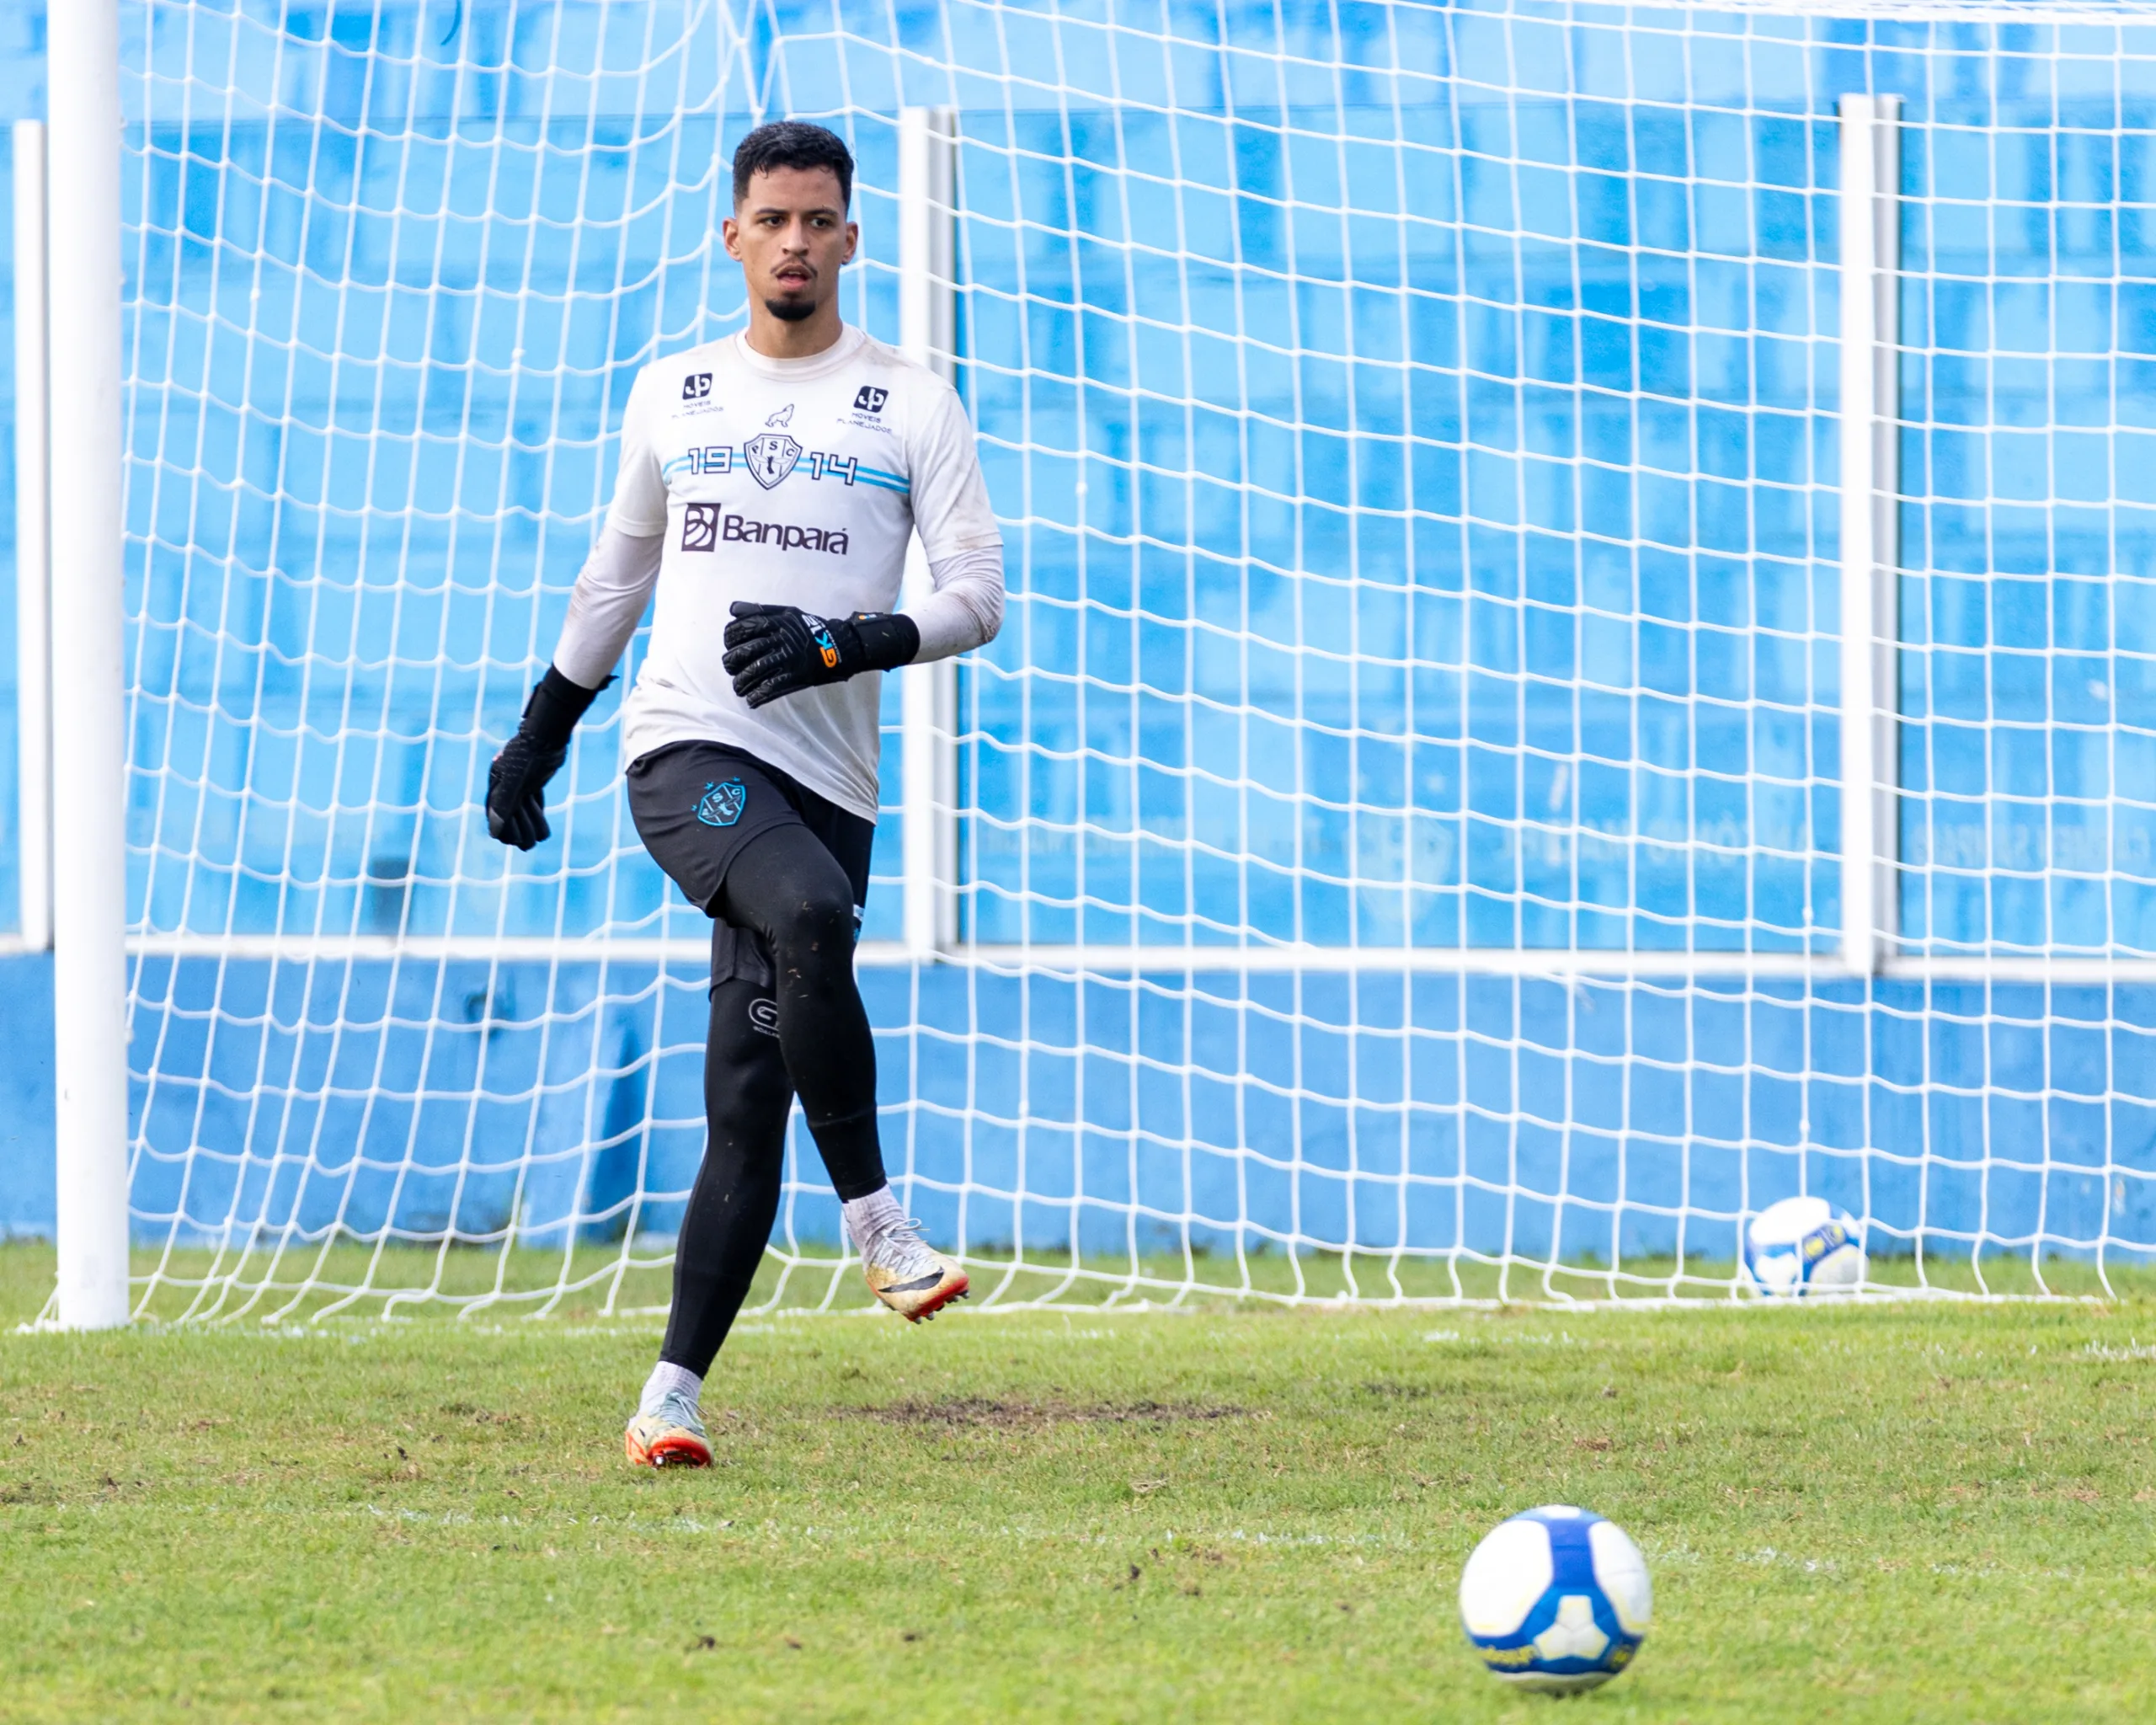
1742, 1195, 1866, 1297
1458, 1505, 1650, 1693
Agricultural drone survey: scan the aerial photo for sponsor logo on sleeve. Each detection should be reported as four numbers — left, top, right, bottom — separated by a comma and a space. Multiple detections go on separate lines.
681, 502, 719, 551
852, 385, 888, 415
682, 372, 712, 401
696, 780, 748, 827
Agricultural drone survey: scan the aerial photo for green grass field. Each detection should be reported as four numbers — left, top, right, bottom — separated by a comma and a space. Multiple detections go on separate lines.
3, 1244, 2154, 1722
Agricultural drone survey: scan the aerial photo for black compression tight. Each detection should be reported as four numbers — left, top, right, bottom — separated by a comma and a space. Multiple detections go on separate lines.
718, 822, 889, 1200
659, 824, 890, 1376
659, 975, 792, 1375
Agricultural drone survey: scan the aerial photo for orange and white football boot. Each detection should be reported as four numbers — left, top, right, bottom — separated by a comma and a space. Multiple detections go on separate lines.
862, 1219, 969, 1322
623, 1393, 712, 1468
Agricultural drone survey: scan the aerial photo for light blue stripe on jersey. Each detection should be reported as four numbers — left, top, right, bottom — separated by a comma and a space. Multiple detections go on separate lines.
853, 463, 909, 494
661, 454, 694, 483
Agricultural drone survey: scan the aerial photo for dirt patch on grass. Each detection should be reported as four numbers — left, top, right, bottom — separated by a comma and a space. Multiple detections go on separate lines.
438, 1401, 526, 1429
859, 1397, 1249, 1431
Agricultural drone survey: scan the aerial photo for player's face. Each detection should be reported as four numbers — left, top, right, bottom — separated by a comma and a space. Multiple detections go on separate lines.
723, 168, 858, 323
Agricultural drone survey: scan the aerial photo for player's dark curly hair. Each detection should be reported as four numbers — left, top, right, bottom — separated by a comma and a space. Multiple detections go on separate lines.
731, 121, 854, 210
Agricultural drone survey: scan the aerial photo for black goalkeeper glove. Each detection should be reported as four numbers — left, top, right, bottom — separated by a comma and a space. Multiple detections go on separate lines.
722, 601, 920, 709
486, 667, 610, 852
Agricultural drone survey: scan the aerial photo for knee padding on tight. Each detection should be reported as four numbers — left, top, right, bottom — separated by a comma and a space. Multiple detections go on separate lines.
763, 883, 856, 967
723, 825, 859, 976
712, 821, 887, 1200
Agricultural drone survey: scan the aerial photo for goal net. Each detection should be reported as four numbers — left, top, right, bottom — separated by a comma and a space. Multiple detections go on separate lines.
100, 0, 2156, 1317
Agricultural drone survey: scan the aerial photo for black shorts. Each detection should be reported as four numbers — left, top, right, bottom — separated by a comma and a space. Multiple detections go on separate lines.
626, 740, 875, 991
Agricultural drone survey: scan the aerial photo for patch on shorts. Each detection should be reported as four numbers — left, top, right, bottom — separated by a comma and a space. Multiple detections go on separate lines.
696, 779, 747, 828
747, 996, 780, 1038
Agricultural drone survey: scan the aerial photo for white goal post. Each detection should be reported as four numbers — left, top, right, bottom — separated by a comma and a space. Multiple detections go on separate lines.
25, 1, 2156, 1323
45, 0, 131, 1329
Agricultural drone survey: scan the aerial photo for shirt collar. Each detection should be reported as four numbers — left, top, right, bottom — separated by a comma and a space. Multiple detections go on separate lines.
730, 323, 866, 380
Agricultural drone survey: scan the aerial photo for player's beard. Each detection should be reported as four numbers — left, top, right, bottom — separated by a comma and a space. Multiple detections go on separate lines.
763, 295, 818, 323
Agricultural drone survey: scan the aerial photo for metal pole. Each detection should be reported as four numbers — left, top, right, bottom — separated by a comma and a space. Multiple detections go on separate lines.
47, 3, 131, 1327
13, 121, 51, 954
1837, 94, 1901, 975
899, 106, 960, 957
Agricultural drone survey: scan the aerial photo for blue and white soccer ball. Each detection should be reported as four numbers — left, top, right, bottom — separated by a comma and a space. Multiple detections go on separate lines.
1458, 1505, 1651, 1693
1742, 1196, 1867, 1297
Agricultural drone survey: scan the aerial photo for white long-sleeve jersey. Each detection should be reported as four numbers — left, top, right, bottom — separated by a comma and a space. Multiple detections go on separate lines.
552, 323, 1005, 821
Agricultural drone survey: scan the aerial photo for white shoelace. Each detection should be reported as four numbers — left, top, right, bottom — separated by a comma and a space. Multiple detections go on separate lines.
865, 1216, 942, 1279
651, 1389, 705, 1433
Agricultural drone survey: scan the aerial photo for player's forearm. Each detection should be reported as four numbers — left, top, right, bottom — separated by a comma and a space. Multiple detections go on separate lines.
720, 546, 1004, 708
552, 526, 665, 688
487, 663, 611, 852
905, 545, 1006, 664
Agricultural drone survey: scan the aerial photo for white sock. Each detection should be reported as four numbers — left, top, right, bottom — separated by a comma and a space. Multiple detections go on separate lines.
639, 1360, 702, 1418
842, 1184, 905, 1258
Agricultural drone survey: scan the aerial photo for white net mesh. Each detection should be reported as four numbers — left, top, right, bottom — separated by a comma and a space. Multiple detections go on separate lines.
111, 0, 2156, 1318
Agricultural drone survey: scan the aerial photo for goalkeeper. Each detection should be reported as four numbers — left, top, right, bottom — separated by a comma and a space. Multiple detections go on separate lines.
484, 121, 1003, 1469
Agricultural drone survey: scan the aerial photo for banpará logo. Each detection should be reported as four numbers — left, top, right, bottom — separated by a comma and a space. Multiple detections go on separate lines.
851, 385, 888, 415
696, 780, 747, 828
681, 501, 720, 551
680, 502, 847, 554
722, 512, 849, 554
681, 371, 712, 401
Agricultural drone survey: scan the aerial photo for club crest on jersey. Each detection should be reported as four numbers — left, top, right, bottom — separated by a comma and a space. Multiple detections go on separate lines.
696, 780, 747, 828
744, 430, 802, 489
